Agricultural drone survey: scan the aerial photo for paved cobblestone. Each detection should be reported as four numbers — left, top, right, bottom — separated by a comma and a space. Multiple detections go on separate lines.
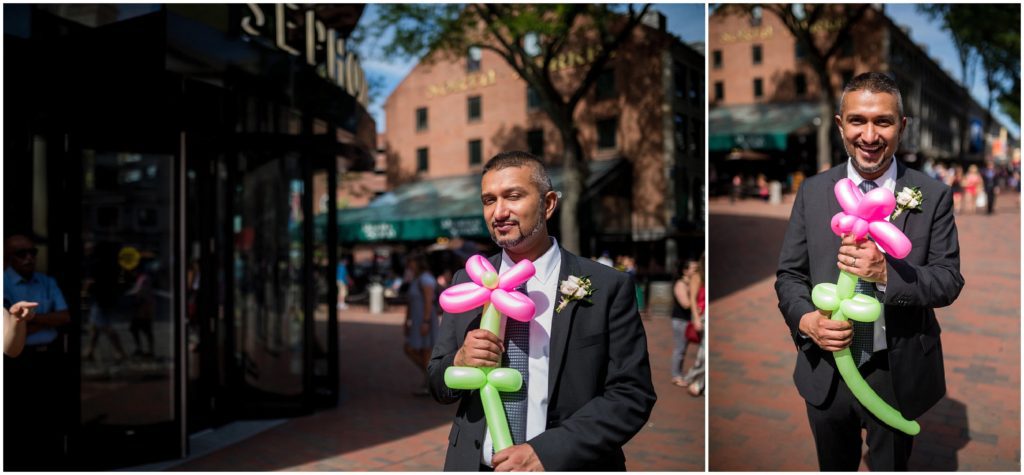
173, 300, 703, 470
708, 193, 1021, 471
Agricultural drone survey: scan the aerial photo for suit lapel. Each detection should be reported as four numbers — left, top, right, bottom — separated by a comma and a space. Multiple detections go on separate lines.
827, 164, 846, 252
547, 247, 580, 397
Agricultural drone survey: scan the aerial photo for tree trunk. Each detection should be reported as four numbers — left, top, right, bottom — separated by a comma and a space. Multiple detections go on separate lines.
557, 127, 584, 254
815, 70, 838, 172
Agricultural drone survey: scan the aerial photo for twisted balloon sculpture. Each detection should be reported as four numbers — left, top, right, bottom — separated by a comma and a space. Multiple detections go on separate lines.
813, 178, 920, 436
438, 255, 536, 451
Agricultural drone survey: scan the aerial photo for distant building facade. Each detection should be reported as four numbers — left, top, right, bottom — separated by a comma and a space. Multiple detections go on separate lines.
708, 4, 1001, 194
382, 11, 705, 274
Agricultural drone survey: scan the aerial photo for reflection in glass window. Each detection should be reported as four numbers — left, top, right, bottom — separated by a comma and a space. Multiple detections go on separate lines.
80, 151, 175, 427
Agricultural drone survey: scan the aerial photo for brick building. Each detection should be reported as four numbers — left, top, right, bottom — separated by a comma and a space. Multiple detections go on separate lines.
708, 4, 997, 195
381, 11, 705, 275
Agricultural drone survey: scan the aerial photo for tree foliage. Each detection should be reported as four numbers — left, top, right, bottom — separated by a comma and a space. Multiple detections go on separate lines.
918, 4, 1021, 125
356, 4, 652, 253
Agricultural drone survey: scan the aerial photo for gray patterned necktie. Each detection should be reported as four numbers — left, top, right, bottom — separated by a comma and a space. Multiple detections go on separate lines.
501, 283, 530, 446
851, 180, 878, 367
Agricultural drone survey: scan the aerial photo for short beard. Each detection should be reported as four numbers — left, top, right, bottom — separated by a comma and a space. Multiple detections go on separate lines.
846, 141, 894, 176
491, 207, 545, 250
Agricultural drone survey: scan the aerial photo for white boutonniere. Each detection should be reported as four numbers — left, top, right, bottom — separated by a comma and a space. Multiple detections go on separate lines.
892, 186, 923, 219
556, 275, 595, 313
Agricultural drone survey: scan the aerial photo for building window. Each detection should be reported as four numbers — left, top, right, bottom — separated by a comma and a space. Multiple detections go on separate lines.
416, 107, 428, 131
795, 73, 807, 95
597, 118, 617, 149
417, 147, 429, 172
467, 46, 482, 72
468, 139, 482, 166
527, 86, 541, 110
753, 78, 763, 99
795, 42, 806, 60
523, 32, 541, 57
596, 68, 616, 101
714, 81, 724, 101
467, 96, 482, 121
752, 45, 762, 65
712, 50, 722, 69
750, 6, 763, 27
527, 129, 544, 156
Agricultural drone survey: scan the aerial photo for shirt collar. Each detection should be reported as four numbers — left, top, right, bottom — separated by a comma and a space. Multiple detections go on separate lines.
4, 266, 36, 285
500, 237, 561, 286
846, 157, 898, 193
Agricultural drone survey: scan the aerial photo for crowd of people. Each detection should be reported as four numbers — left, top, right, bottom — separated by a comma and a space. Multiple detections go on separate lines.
926, 159, 1020, 215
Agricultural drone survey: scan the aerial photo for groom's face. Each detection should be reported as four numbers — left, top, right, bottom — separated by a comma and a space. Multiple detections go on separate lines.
480, 165, 555, 252
835, 90, 907, 179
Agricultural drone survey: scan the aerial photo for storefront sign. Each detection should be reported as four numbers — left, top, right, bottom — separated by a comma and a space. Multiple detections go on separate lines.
426, 69, 497, 99
541, 46, 607, 72
241, 4, 368, 106
719, 25, 774, 43
439, 218, 485, 237
360, 222, 398, 240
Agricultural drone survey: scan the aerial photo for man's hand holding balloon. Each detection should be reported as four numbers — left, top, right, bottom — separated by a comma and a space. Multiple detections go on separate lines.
837, 234, 888, 284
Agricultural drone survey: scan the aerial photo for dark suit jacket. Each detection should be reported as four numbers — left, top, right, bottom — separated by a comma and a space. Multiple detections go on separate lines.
775, 161, 963, 419
428, 247, 656, 471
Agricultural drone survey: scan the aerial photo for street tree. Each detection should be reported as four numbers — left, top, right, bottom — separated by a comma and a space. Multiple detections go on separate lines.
357, 4, 652, 254
919, 4, 1021, 145
716, 4, 870, 172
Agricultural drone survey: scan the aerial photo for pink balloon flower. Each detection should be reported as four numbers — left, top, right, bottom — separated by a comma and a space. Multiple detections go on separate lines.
438, 255, 536, 322
830, 178, 912, 259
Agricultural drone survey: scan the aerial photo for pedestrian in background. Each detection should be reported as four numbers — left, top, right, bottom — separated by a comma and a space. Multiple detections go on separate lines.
671, 259, 697, 388
680, 253, 706, 397
963, 164, 982, 214
982, 159, 998, 215
403, 250, 438, 396
4, 233, 73, 469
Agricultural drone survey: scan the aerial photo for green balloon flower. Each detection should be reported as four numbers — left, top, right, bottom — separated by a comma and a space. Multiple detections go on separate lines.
443, 303, 522, 452
811, 270, 921, 436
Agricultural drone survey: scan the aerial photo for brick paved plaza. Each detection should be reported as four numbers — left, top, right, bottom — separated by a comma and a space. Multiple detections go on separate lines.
708, 192, 1021, 471
172, 300, 704, 470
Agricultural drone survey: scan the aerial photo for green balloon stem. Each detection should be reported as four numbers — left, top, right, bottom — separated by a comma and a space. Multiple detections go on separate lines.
444, 301, 520, 451
481, 302, 501, 336
829, 295, 921, 436
837, 270, 857, 300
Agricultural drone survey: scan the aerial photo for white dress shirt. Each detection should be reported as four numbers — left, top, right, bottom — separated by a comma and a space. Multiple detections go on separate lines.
482, 237, 562, 467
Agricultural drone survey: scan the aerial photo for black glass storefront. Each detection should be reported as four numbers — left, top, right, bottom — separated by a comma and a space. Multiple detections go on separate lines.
3, 4, 373, 469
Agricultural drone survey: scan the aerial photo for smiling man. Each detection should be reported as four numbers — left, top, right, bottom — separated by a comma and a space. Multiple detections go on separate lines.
775, 73, 964, 470
428, 151, 656, 471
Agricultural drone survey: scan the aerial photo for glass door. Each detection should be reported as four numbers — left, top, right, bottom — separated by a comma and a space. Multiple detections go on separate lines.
74, 146, 183, 468
229, 150, 311, 414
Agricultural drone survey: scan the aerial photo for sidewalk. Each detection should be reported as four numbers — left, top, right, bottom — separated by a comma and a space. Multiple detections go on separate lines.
708, 193, 1021, 471
171, 303, 703, 470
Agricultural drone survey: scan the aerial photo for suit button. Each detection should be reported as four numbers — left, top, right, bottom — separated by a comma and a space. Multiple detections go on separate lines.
475, 441, 481, 449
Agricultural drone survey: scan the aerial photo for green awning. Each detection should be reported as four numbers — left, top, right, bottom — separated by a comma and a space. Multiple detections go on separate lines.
708, 102, 823, 152
326, 158, 624, 243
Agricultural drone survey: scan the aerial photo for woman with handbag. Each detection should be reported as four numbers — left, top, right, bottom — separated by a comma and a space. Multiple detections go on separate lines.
680, 253, 706, 396
670, 259, 699, 388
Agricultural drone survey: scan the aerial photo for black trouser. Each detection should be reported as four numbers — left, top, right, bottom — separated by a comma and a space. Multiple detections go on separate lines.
4, 344, 68, 470
805, 352, 914, 471
985, 187, 996, 214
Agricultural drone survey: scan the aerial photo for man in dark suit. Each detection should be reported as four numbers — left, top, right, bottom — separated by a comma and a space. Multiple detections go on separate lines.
776, 72, 963, 471
428, 151, 656, 471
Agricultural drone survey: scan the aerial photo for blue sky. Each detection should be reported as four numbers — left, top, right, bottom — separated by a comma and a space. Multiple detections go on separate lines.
355, 4, 1018, 137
